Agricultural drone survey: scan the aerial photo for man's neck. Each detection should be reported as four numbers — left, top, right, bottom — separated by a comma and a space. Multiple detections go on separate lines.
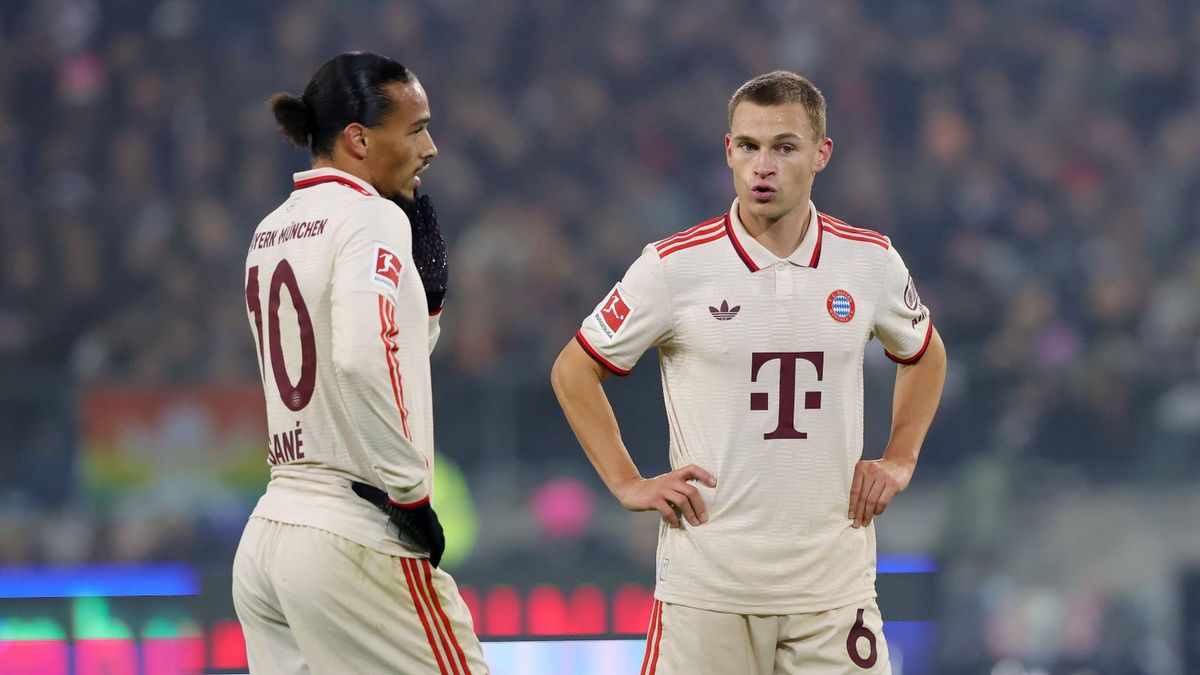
313, 156, 375, 191
738, 199, 812, 260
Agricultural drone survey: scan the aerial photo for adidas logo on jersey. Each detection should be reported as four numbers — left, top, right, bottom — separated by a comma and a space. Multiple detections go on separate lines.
709, 300, 740, 321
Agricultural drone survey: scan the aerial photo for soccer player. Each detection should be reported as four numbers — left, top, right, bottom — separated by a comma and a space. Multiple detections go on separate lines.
551, 71, 946, 674
232, 52, 487, 674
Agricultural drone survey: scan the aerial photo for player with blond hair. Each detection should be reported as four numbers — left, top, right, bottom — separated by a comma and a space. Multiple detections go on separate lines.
552, 70, 946, 674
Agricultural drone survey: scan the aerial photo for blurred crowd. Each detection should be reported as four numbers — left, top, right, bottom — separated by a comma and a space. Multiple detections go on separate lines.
2, 0, 1199, 474
1, 0, 1200, 671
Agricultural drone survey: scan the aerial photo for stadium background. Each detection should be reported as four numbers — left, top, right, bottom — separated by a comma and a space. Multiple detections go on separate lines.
2, 0, 1200, 673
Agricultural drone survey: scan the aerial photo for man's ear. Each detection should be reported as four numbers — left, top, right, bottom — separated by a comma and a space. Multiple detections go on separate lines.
341, 123, 369, 161
814, 137, 833, 173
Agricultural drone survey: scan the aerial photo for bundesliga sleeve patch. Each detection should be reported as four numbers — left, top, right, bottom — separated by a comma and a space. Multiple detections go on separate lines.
372, 243, 402, 291
904, 275, 921, 310
591, 284, 633, 341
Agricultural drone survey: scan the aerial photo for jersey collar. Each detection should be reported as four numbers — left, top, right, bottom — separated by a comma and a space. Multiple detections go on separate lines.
725, 198, 823, 272
292, 167, 380, 197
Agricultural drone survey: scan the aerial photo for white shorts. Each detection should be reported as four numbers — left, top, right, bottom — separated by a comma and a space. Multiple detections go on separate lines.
640, 598, 890, 675
232, 517, 488, 674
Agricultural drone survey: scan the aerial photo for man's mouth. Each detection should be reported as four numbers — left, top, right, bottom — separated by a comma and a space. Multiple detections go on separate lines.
412, 163, 430, 186
751, 185, 776, 201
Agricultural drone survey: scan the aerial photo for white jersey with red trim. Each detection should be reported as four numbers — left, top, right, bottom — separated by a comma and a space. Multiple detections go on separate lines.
576, 198, 932, 614
243, 167, 439, 558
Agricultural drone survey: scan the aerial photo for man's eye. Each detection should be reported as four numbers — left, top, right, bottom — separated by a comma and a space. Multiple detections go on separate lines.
779, 145, 795, 154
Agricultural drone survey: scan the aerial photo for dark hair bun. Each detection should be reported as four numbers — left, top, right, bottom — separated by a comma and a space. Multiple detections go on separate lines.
269, 93, 311, 148
275, 53, 411, 157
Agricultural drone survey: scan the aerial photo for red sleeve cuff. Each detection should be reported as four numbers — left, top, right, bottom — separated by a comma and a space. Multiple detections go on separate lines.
390, 494, 430, 509
574, 330, 632, 376
885, 321, 933, 365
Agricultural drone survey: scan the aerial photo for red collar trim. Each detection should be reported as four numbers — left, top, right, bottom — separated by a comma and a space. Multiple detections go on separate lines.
293, 175, 374, 196
725, 214, 759, 272
808, 218, 823, 268
725, 211, 823, 271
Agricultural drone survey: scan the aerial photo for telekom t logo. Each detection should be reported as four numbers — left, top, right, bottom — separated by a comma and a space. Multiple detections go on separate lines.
750, 352, 824, 439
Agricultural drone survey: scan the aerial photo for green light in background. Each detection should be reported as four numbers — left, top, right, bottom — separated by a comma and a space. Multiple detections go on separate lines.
433, 454, 479, 570
74, 597, 132, 639
0, 617, 67, 640
142, 615, 203, 639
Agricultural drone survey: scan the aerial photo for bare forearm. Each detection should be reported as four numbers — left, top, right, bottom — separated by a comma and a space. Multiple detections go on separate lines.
884, 327, 947, 470
550, 341, 641, 494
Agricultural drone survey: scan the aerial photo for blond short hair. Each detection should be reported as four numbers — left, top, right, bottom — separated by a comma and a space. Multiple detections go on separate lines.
728, 70, 827, 140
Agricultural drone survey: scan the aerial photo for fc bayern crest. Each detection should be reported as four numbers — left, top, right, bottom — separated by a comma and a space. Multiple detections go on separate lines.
827, 289, 855, 322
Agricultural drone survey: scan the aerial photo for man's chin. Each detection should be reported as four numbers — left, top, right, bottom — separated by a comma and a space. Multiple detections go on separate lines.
743, 199, 787, 220
387, 186, 417, 205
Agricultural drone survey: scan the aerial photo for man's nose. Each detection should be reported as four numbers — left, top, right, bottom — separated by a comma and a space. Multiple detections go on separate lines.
753, 153, 775, 176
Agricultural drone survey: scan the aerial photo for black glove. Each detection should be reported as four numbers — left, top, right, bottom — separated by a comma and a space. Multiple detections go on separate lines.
398, 192, 448, 314
351, 481, 445, 567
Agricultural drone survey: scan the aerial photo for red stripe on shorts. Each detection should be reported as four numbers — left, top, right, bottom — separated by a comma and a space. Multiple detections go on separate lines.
640, 600, 663, 675
409, 559, 461, 675
421, 560, 473, 675
402, 558, 450, 675
648, 600, 664, 675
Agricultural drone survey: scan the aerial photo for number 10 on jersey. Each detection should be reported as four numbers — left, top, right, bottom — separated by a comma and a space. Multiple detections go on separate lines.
246, 260, 317, 412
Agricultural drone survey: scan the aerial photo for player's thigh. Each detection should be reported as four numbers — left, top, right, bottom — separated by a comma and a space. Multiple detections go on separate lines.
267, 525, 486, 674
231, 518, 310, 675
777, 599, 891, 675
647, 601, 777, 675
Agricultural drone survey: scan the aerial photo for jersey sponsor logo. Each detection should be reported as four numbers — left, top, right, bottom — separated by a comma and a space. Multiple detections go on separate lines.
827, 289, 855, 322
904, 275, 921, 310
750, 352, 824, 440
372, 244, 402, 290
592, 285, 632, 341
708, 299, 740, 321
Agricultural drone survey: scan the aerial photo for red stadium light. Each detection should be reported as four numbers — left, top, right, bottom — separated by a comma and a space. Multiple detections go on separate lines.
459, 586, 483, 634
527, 586, 568, 635
484, 587, 522, 636
209, 620, 248, 669
567, 585, 607, 635
144, 637, 205, 675
76, 639, 137, 675
612, 585, 655, 634
0, 640, 68, 675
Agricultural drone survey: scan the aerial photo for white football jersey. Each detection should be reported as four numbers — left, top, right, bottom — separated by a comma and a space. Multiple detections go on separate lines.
577, 199, 932, 614
243, 167, 440, 558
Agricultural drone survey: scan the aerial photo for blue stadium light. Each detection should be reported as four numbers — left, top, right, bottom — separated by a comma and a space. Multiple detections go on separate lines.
0, 563, 199, 598
876, 554, 937, 574
0, 555, 931, 600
